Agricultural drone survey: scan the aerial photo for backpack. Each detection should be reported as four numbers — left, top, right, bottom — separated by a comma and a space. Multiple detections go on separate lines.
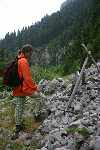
3, 56, 25, 91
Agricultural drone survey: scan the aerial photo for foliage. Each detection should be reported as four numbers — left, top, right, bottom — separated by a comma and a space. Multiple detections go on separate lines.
68, 125, 90, 138
0, 0, 100, 79
0, 65, 64, 92
0, 0, 93, 49
67, 125, 90, 149
30, 65, 64, 85
0, 77, 13, 92
0, 48, 13, 76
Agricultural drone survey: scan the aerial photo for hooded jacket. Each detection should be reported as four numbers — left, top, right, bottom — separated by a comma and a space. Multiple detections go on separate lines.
13, 53, 38, 96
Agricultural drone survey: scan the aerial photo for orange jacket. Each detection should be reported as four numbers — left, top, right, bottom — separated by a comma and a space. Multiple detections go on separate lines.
13, 53, 38, 96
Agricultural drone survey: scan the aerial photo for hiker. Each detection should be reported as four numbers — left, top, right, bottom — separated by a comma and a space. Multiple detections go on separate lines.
12, 44, 41, 133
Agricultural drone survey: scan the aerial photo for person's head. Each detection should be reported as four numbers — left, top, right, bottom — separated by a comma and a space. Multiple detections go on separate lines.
18, 44, 33, 58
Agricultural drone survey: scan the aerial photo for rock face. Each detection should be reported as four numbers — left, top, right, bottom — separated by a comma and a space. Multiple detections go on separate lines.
31, 47, 66, 67
0, 60, 100, 150
41, 47, 51, 67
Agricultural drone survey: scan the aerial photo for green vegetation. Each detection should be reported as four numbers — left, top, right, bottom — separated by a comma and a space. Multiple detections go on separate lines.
0, 0, 100, 81
67, 125, 90, 149
0, 64, 72, 92
0, 93, 44, 150
0, 77, 13, 92
30, 64, 64, 85
1, 1, 99, 147
68, 126, 90, 138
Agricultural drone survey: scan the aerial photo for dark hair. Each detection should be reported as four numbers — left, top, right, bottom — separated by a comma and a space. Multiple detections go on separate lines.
18, 50, 22, 55
22, 44, 33, 53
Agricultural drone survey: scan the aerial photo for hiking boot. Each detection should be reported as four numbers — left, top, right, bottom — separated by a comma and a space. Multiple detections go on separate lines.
16, 123, 26, 133
16, 125, 21, 134
34, 114, 42, 122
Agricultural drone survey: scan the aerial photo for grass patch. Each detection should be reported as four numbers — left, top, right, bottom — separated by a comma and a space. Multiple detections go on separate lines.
31, 139, 43, 149
67, 125, 90, 149
0, 94, 44, 150
68, 125, 90, 139
75, 127, 90, 138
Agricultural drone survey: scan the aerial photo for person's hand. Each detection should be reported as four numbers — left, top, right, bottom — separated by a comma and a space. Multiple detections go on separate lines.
37, 87, 41, 93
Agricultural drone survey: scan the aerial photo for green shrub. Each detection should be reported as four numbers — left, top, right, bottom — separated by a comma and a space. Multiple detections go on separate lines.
30, 65, 64, 84
0, 77, 12, 92
68, 126, 90, 138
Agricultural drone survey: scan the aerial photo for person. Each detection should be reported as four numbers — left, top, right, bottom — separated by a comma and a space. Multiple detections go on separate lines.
12, 44, 41, 133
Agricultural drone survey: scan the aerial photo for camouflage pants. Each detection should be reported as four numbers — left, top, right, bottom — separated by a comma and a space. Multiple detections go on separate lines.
15, 96, 26, 125
35, 98, 43, 116
34, 92, 45, 117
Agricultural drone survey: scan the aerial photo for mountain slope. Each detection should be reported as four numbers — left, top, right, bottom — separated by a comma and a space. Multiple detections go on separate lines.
60, 0, 74, 10
0, 0, 100, 77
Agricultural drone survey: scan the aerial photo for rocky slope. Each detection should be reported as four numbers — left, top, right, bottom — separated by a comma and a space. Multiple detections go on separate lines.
0, 60, 100, 150
34, 60, 100, 150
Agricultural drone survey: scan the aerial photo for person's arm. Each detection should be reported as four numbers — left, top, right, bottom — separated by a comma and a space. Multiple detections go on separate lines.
19, 59, 38, 90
